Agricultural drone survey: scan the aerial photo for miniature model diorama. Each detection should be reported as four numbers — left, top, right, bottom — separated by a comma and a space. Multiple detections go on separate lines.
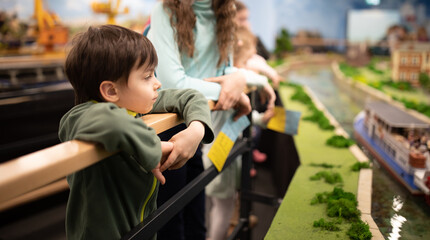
0, 0, 70, 91
391, 41, 430, 86
345, 42, 371, 67
354, 101, 430, 204
91, 0, 129, 25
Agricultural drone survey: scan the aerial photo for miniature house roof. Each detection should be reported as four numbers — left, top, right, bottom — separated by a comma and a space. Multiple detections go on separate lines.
366, 102, 430, 128
397, 41, 430, 52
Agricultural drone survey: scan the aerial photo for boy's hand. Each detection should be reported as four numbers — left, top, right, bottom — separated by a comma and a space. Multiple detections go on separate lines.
152, 141, 173, 185
233, 93, 252, 121
160, 141, 174, 164
160, 121, 205, 171
151, 163, 165, 185
205, 71, 247, 111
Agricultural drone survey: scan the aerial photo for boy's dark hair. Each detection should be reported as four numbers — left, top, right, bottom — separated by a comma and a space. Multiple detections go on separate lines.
65, 24, 158, 104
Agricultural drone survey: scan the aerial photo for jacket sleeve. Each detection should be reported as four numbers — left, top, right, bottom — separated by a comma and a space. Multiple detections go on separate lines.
151, 89, 215, 144
59, 103, 161, 172
147, 2, 221, 100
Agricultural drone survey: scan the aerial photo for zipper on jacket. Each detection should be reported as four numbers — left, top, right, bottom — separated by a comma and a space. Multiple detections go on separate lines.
140, 176, 157, 221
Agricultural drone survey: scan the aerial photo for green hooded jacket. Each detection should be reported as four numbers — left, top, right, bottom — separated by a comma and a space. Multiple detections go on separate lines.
59, 88, 214, 239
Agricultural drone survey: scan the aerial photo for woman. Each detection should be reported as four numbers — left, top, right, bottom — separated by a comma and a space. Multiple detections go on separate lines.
147, 0, 251, 239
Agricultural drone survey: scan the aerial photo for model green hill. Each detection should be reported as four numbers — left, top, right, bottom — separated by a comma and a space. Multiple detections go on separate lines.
265, 84, 368, 240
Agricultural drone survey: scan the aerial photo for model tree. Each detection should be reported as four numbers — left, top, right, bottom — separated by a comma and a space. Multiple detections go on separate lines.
419, 73, 430, 91
274, 28, 293, 59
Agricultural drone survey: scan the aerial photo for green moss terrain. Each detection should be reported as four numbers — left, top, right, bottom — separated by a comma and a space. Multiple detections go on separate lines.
338, 58, 430, 117
265, 85, 361, 240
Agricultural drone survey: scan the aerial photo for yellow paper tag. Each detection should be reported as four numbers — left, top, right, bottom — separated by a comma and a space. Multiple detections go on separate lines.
267, 106, 286, 133
207, 132, 235, 172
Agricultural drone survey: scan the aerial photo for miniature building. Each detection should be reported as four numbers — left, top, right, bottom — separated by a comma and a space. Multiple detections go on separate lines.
346, 42, 370, 67
391, 42, 430, 86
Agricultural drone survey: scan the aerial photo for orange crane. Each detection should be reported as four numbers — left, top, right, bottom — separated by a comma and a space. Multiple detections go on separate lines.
91, 0, 129, 25
34, 0, 68, 51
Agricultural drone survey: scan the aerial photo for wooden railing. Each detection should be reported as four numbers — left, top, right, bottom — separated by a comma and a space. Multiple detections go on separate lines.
0, 112, 183, 210
0, 96, 277, 240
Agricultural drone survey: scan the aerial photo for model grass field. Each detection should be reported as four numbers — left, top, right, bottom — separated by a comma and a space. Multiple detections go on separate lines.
265, 84, 370, 240
339, 57, 430, 113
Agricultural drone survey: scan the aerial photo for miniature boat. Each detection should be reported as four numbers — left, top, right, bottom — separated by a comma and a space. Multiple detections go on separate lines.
353, 101, 430, 202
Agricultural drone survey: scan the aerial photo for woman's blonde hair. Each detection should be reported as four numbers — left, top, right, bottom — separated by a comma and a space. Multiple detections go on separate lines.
163, 0, 236, 66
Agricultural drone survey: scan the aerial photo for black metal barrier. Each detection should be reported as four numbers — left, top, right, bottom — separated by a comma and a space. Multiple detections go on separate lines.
122, 92, 281, 240
122, 139, 249, 240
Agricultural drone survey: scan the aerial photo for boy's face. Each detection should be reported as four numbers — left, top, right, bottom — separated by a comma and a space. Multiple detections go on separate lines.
115, 64, 161, 114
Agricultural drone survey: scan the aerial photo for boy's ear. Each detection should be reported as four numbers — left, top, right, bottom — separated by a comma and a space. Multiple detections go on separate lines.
99, 80, 119, 102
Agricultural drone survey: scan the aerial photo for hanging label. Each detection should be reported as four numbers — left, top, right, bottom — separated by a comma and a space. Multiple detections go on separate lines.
207, 115, 250, 172
267, 106, 301, 136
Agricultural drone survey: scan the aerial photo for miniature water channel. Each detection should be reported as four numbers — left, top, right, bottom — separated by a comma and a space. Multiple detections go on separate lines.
286, 65, 430, 240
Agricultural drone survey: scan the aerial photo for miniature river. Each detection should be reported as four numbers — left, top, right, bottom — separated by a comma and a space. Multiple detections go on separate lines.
286, 65, 430, 240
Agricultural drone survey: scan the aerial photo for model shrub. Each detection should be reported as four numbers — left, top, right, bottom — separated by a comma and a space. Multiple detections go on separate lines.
351, 162, 371, 171
311, 187, 372, 239
303, 106, 334, 130
310, 162, 340, 168
288, 83, 335, 131
419, 73, 430, 90
347, 221, 372, 240
393, 97, 430, 118
384, 81, 414, 91
326, 135, 355, 148
339, 62, 360, 78
313, 218, 341, 231
366, 62, 384, 75
327, 198, 360, 220
310, 171, 343, 184
290, 85, 312, 105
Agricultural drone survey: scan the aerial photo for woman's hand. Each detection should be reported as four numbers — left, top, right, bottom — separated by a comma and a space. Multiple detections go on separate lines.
160, 121, 205, 171
205, 71, 247, 110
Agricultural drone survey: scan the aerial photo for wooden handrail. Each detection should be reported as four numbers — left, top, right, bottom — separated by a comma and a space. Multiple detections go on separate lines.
0, 112, 183, 206
0, 99, 215, 210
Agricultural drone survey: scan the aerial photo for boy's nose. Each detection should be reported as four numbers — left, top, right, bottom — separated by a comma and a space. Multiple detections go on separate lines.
154, 78, 161, 90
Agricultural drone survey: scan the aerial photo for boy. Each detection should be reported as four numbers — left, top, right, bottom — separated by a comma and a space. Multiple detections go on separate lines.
59, 25, 214, 239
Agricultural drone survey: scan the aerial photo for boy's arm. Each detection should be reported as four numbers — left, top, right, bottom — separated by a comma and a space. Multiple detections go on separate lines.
151, 89, 215, 143
59, 102, 162, 172
150, 88, 215, 171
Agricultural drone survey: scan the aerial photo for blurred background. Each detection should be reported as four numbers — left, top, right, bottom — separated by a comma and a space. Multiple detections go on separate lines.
1, 0, 429, 52
0, 0, 429, 239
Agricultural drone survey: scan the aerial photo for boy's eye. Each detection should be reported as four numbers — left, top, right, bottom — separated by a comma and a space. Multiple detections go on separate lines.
144, 73, 153, 80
